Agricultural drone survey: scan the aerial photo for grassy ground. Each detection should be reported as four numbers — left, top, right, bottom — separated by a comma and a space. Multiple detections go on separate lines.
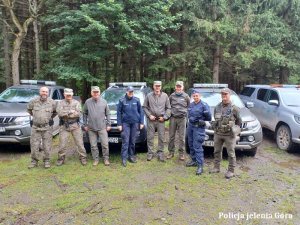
0, 137, 299, 225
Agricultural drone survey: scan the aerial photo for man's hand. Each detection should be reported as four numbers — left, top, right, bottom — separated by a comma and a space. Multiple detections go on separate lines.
140, 124, 144, 130
149, 115, 156, 121
83, 126, 89, 132
158, 116, 164, 122
106, 126, 111, 131
118, 126, 122, 131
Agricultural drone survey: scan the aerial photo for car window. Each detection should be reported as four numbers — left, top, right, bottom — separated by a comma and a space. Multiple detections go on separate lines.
52, 89, 61, 100
280, 91, 300, 106
257, 88, 268, 102
240, 87, 255, 97
0, 88, 39, 103
59, 89, 64, 99
190, 91, 245, 108
268, 90, 279, 102
101, 89, 144, 113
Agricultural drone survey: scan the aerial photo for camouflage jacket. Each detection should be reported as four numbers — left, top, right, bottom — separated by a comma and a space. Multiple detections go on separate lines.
56, 99, 82, 130
27, 97, 57, 129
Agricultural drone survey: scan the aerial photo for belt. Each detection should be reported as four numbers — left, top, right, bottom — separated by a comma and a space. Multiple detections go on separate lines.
33, 123, 49, 128
171, 115, 185, 118
63, 120, 78, 124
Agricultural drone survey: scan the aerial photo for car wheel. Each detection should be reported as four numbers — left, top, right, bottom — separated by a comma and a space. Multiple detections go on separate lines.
139, 141, 148, 153
185, 138, 190, 154
276, 124, 294, 152
246, 147, 257, 157
84, 143, 91, 153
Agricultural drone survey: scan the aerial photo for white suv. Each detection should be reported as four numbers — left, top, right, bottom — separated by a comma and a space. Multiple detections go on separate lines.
240, 84, 300, 151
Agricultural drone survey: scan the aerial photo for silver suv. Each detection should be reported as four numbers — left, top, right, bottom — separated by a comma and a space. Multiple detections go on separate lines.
0, 80, 65, 145
239, 84, 300, 151
188, 84, 262, 156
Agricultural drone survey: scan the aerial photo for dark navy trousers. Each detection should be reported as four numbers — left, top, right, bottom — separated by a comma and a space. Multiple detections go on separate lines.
187, 124, 205, 166
121, 123, 138, 160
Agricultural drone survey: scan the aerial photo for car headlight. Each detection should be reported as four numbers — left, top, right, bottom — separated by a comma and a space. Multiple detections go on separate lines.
13, 116, 31, 126
245, 119, 260, 129
294, 115, 300, 124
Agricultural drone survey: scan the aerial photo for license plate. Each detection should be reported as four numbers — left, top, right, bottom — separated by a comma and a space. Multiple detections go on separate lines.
0, 127, 5, 132
108, 137, 119, 143
204, 141, 214, 147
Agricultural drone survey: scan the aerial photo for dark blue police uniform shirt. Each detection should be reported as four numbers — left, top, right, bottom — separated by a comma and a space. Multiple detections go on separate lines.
117, 95, 144, 125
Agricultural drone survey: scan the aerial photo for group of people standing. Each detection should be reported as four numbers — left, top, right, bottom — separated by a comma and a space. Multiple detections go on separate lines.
27, 80, 241, 179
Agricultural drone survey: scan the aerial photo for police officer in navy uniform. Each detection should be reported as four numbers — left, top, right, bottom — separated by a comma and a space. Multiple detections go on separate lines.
117, 86, 144, 167
186, 89, 211, 175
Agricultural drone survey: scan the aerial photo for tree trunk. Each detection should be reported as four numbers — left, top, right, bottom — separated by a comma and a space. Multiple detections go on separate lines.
2, 8, 12, 87
33, 19, 40, 74
279, 66, 289, 84
3, 0, 34, 85
12, 34, 25, 85
212, 45, 220, 83
105, 57, 110, 87
113, 51, 118, 82
140, 53, 145, 81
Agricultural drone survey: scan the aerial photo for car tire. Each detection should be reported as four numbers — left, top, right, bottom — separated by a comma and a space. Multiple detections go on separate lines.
139, 141, 148, 153
185, 137, 190, 154
246, 147, 257, 157
84, 143, 91, 153
276, 124, 295, 152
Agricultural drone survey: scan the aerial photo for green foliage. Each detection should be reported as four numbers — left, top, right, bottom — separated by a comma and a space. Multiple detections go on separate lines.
1, 0, 300, 91
41, 0, 178, 88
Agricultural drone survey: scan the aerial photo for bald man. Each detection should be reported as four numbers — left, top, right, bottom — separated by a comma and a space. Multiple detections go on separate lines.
27, 86, 57, 169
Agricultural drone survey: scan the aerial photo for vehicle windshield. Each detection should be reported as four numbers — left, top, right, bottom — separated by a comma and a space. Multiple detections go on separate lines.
0, 88, 39, 103
101, 89, 144, 115
280, 91, 300, 106
192, 91, 245, 108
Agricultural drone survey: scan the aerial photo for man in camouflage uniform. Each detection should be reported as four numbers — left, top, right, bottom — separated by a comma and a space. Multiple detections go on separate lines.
27, 86, 57, 169
167, 81, 190, 161
210, 88, 242, 179
143, 81, 171, 162
56, 88, 87, 166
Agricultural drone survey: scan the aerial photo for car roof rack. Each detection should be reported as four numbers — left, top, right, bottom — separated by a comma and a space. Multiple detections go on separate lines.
193, 83, 228, 88
108, 82, 147, 89
20, 80, 56, 86
270, 84, 300, 88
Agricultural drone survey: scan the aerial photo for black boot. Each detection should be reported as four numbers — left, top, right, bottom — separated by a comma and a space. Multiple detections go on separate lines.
196, 165, 203, 175
122, 159, 127, 167
128, 157, 137, 163
186, 160, 197, 167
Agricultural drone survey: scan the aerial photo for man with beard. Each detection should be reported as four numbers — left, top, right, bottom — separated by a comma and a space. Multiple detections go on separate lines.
27, 86, 57, 168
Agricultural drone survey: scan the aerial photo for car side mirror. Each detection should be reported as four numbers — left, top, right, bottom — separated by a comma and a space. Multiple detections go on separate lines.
268, 100, 279, 106
246, 102, 254, 108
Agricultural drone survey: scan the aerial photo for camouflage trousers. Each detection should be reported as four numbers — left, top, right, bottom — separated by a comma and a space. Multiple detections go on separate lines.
213, 133, 236, 172
58, 126, 87, 159
168, 116, 186, 154
30, 127, 53, 162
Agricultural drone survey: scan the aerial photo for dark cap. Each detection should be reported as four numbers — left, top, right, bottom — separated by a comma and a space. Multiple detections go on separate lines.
192, 89, 201, 94
126, 86, 134, 92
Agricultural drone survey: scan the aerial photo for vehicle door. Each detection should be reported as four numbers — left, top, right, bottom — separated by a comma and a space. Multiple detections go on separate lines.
253, 88, 269, 126
264, 90, 280, 131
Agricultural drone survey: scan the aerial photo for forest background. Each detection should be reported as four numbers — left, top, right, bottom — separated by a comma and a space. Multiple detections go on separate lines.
1, 0, 300, 100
